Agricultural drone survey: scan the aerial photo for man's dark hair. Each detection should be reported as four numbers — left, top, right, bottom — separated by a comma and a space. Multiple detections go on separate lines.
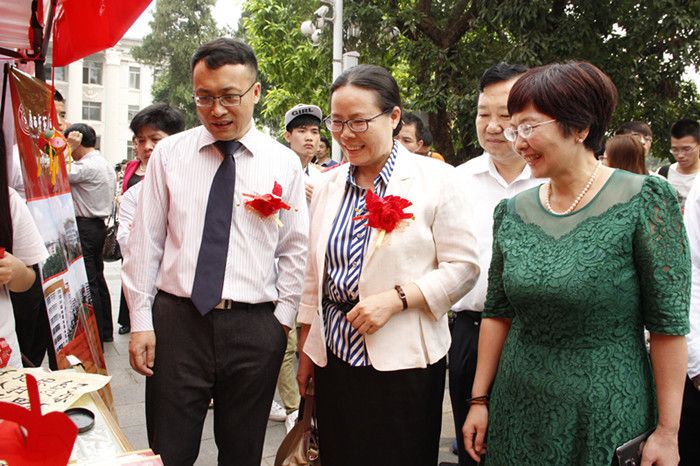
286, 114, 321, 132
402, 112, 426, 142
479, 62, 529, 92
614, 121, 653, 138
64, 123, 97, 148
331, 64, 403, 137
190, 38, 258, 77
130, 103, 186, 136
54, 89, 65, 102
671, 118, 700, 142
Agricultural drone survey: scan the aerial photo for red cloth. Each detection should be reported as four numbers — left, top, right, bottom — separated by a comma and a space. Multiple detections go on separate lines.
121, 160, 141, 193
52, 0, 152, 67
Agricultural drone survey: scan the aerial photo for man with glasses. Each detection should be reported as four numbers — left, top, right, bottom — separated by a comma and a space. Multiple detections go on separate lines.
440, 63, 544, 466
656, 118, 700, 211
122, 38, 308, 465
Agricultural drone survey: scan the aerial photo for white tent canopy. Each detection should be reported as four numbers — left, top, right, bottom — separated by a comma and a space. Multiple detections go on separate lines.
0, 0, 50, 53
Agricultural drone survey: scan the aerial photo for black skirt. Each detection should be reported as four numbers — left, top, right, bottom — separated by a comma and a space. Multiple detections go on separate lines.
314, 349, 446, 466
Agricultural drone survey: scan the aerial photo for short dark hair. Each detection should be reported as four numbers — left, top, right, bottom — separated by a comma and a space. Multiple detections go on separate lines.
479, 62, 529, 92
190, 38, 258, 76
54, 89, 65, 102
330, 64, 403, 137
319, 135, 330, 148
614, 121, 653, 138
286, 114, 321, 132
671, 118, 700, 142
64, 123, 97, 148
605, 134, 647, 175
508, 61, 617, 154
130, 103, 186, 136
401, 112, 425, 142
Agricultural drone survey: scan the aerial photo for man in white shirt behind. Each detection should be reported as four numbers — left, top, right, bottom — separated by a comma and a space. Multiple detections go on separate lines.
443, 63, 544, 466
680, 171, 700, 465
656, 119, 700, 211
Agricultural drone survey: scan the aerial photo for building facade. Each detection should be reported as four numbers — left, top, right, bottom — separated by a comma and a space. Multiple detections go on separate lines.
46, 38, 154, 166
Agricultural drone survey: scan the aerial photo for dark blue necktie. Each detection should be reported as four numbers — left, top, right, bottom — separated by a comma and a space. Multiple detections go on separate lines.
191, 140, 242, 315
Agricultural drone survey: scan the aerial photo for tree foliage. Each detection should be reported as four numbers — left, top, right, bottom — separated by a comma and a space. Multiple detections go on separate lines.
131, 0, 223, 128
240, 0, 700, 164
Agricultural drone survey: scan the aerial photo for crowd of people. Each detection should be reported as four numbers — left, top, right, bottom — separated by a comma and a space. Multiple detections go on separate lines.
2, 35, 700, 466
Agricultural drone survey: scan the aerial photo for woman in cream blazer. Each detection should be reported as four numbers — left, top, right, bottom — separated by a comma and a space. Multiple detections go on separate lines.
296, 64, 479, 466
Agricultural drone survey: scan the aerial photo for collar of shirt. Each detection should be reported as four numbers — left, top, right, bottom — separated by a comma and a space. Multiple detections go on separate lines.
80, 149, 100, 161
461, 152, 534, 188
195, 121, 270, 158
347, 141, 399, 191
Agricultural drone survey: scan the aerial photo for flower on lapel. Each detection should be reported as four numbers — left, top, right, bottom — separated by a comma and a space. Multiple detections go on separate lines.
242, 181, 292, 226
353, 191, 414, 247
0, 338, 12, 368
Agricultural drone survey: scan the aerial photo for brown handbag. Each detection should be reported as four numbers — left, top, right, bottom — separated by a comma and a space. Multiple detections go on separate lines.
274, 394, 321, 466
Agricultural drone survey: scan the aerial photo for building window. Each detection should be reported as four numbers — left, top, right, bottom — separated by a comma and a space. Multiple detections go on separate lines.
127, 105, 140, 122
127, 139, 135, 160
43, 64, 67, 81
82, 101, 101, 121
82, 61, 103, 85
129, 66, 141, 89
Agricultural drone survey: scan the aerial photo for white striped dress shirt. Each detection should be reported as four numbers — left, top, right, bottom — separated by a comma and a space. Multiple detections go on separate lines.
121, 124, 309, 331
323, 143, 397, 366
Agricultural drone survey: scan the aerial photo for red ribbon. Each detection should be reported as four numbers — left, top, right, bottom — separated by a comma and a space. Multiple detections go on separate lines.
353, 191, 414, 233
242, 181, 292, 217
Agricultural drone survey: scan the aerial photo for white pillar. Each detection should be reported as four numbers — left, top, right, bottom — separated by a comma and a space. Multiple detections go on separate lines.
331, 0, 343, 162
66, 59, 83, 126
102, 50, 121, 164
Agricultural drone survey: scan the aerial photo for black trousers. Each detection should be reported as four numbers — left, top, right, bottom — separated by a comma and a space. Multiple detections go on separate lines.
10, 266, 57, 369
117, 289, 130, 328
448, 310, 481, 466
679, 376, 700, 466
314, 349, 446, 466
145, 291, 286, 466
76, 217, 112, 341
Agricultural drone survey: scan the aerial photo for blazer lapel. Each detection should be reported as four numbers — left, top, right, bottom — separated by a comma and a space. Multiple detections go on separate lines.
314, 165, 350, 275
362, 148, 417, 267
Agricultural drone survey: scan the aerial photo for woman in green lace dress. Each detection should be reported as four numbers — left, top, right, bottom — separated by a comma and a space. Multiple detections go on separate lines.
463, 61, 690, 466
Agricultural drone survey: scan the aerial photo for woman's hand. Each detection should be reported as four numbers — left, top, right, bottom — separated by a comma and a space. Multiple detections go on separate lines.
346, 290, 403, 335
463, 405, 489, 463
0, 252, 35, 292
297, 351, 315, 396
640, 427, 680, 466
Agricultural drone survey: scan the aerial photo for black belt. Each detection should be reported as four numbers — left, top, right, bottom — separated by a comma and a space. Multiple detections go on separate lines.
157, 290, 272, 312
323, 298, 359, 314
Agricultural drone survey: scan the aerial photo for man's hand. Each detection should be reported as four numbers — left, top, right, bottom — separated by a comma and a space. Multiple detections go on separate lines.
305, 182, 314, 202
129, 331, 156, 376
66, 131, 82, 152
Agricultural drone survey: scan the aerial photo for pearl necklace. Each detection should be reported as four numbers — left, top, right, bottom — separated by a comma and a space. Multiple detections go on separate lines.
545, 161, 602, 215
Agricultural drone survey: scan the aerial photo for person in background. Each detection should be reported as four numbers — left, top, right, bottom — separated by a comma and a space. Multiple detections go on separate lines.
315, 134, 337, 168
122, 38, 308, 465
415, 122, 446, 162
463, 61, 689, 465
65, 123, 116, 344
615, 121, 653, 157
116, 103, 185, 335
296, 64, 479, 466
395, 112, 427, 154
601, 133, 648, 175
284, 104, 324, 203
656, 118, 700, 211
442, 62, 540, 466
0, 129, 49, 369
680, 173, 700, 465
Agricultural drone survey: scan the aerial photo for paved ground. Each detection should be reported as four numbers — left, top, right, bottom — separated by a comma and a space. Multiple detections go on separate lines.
101, 261, 458, 465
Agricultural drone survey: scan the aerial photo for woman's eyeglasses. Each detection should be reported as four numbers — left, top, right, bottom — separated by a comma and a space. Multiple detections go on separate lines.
504, 119, 556, 142
324, 109, 390, 133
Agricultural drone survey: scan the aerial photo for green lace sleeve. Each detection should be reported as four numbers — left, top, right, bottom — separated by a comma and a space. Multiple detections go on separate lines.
634, 176, 691, 335
483, 199, 515, 318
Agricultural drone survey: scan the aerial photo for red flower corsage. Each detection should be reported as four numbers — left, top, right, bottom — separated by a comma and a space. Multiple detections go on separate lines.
353, 191, 414, 246
0, 338, 12, 368
242, 181, 292, 226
